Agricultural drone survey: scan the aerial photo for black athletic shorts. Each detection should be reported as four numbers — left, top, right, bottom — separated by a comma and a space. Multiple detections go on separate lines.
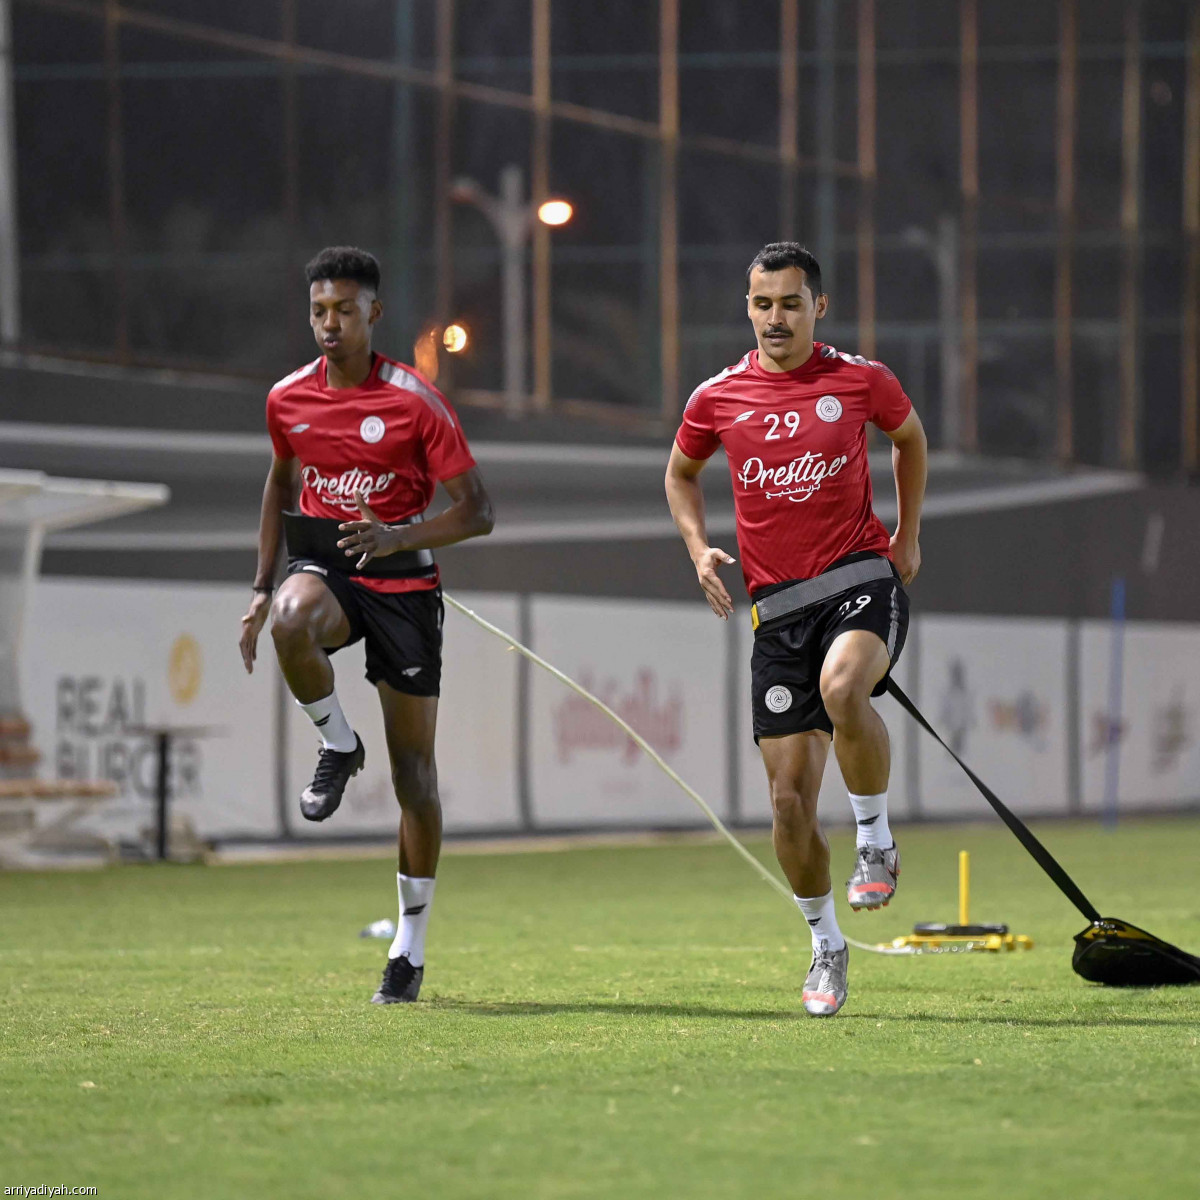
286, 559, 443, 697
750, 552, 909, 742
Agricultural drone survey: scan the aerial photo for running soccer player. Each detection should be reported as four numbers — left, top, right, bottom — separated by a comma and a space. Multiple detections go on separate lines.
239, 246, 494, 1006
665, 242, 927, 1017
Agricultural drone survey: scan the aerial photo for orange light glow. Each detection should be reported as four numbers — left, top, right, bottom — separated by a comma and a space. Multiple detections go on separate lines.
537, 199, 574, 227
442, 324, 469, 353
413, 325, 440, 381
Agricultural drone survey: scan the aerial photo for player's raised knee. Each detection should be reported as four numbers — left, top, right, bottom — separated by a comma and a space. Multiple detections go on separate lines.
269, 590, 321, 651
819, 663, 872, 724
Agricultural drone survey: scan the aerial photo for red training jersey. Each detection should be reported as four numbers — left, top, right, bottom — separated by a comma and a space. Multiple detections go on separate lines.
265, 352, 477, 593
674, 343, 912, 597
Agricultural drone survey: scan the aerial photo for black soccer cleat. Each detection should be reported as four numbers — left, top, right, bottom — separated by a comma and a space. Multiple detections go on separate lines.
371, 954, 424, 1004
299, 734, 365, 822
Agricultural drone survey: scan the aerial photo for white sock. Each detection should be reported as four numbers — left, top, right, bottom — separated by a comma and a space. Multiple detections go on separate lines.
795, 891, 846, 952
388, 873, 436, 965
849, 791, 893, 849
297, 691, 356, 753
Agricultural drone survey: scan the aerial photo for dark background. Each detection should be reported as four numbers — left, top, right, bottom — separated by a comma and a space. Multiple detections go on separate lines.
7, 0, 1196, 472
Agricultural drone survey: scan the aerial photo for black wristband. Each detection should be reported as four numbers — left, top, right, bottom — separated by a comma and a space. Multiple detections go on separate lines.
252, 585, 275, 594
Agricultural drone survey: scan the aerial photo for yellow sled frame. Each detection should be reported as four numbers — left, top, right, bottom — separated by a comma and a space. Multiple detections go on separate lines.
885, 852, 1034, 954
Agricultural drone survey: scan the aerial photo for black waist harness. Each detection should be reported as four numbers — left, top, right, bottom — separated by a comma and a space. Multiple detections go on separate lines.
283, 511, 436, 580
750, 556, 894, 633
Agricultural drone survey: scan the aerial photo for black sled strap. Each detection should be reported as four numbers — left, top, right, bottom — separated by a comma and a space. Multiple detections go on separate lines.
886, 679, 1101, 925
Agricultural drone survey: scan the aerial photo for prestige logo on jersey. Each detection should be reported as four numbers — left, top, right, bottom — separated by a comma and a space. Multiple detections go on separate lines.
300, 464, 397, 510
737, 450, 850, 503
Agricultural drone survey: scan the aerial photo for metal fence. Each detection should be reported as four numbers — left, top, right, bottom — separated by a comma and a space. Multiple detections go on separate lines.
3, 1, 1198, 471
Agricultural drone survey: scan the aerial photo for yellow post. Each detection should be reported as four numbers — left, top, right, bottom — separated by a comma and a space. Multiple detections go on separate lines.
958, 850, 971, 926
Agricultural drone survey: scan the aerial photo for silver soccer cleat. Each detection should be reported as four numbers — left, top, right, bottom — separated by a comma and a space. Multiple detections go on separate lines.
802, 939, 849, 1017
846, 843, 900, 910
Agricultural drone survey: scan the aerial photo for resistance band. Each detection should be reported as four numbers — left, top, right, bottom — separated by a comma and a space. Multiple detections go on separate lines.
884, 681, 1100, 923
445, 593, 909, 956
447, 595, 1200, 983
885, 679, 1200, 985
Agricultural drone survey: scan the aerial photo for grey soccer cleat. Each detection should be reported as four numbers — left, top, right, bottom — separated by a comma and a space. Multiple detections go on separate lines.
846, 843, 900, 910
802, 939, 849, 1017
371, 954, 424, 1004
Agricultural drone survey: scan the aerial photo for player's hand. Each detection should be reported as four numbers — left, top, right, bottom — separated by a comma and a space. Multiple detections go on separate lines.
337, 490, 407, 569
890, 531, 921, 586
239, 591, 273, 674
693, 546, 737, 620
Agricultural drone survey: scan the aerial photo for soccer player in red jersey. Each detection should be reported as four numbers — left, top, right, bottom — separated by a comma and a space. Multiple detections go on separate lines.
239, 247, 494, 1005
665, 243, 928, 1017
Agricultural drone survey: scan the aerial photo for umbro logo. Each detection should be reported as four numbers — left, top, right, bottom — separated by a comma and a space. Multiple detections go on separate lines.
733, 411, 754, 424
289, 423, 310, 434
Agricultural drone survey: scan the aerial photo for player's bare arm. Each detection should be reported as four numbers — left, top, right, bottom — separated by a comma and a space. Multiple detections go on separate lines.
883, 409, 927, 586
240, 452, 300, 673
665, 442, 736, 620
336, 468, 495, 569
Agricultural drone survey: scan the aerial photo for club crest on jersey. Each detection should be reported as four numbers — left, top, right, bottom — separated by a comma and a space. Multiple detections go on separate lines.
816, 395, 843, 423
765, 685, 793, 713
359, 415, 386, 444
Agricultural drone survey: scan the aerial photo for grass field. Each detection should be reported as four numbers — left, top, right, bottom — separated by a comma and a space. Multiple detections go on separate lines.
3, 816, 1198, 1199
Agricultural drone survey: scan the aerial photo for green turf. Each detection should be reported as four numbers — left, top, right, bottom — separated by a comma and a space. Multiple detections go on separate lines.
2, 817, 1199, 1199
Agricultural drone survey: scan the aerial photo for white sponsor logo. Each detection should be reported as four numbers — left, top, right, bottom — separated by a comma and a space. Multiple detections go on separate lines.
360, 415, 386, 443
289, 423, 310, 434
737, 451, 849, 503
301, 465, 397, 510
765, 685, 793, 714
733, 410, 755, 424
816, 395, 842, 422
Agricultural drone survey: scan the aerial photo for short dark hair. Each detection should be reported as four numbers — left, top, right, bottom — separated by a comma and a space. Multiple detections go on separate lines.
745, 242, 823, 300
305, 246, 381, 294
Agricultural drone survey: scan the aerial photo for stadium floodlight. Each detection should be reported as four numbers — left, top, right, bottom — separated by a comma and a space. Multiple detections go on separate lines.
451, 164, 572, 418
536, 199, 573, 227
442, 324, 469, 354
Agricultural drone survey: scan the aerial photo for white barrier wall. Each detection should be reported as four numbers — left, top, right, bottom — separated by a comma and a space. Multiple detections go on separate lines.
21, 579, 278, 839
19, 578, 1200, 843
1079, 620, 1200, 812
917, 616, 1070, 817
527, 596, 729, 827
